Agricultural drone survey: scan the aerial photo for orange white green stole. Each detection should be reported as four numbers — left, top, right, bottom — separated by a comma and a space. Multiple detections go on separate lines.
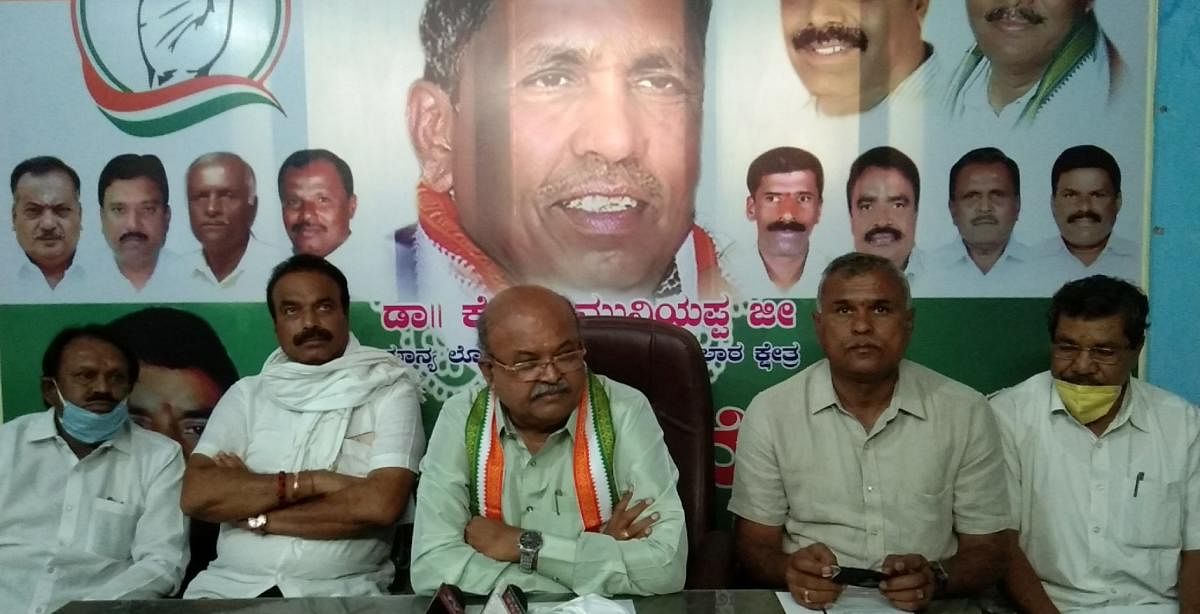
465, 372, 617, 531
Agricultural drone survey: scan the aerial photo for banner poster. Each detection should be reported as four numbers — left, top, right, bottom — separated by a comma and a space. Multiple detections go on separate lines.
0, 1, 1151, 511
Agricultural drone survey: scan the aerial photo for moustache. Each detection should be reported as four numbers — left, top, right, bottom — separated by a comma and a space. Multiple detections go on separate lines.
1060, 373, 1103, 386
85, 392, 119, 405
864, 226, 903, 242
530, 380, 570, 401
984, 6, 1046, 25
119, 231, 149, 243
535, 156, 663, 206
293, 326, 333, 346
970, 214, 999, 225
791, 25, 869, 53
1067, 211, 1103, 224
767, 220, 808, 233
290, 222, 325, 234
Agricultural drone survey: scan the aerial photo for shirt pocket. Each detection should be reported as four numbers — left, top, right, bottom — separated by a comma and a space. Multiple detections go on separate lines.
1118, 477, 1183, 549
891, 485, 952, 551
335, 436, 373, 477
87, 497, 139, 561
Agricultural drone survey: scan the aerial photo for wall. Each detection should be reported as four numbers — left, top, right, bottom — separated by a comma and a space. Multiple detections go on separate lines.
1147, 0, 1200, 403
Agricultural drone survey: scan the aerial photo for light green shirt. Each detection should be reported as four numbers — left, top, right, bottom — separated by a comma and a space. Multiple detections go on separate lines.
730, 359, 1012, 567
410, 374, 687, 596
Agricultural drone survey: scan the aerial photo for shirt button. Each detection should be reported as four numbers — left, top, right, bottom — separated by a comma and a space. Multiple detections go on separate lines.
1091, 526, 1101, 534
525, 506, 534, 512
870, 528, 880, 535
47, 566, 54, 574
866, 486, 874, 492
65, 505, 74, 512
529, 460, 537, 467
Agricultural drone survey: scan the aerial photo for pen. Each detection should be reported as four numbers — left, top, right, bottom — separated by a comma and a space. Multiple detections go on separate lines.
1133, 471, 1145, 498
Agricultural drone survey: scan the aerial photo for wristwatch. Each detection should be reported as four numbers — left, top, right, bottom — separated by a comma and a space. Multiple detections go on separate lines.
247, 513, 268, 532
929, 559, 950, 597
518, 530, 543, 573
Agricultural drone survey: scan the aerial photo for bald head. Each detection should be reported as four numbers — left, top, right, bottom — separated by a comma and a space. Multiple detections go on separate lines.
478, 285, 579, 356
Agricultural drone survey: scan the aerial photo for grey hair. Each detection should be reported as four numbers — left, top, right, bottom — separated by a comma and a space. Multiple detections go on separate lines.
187, 151, 257, 196
815, 252, 912, 311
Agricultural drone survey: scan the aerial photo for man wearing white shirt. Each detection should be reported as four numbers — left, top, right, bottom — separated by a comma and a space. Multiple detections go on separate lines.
184, 152, 289, 297
921, 148, 1035, 297
9, 156, 90, 296
991, 276, 1199, 612
181, 255, 424, 597
0, 325, 188, 614
97, 154, 180, 293
847, 147, 925, 286
743, 147, 827, 296
1031, 145, 1139, 288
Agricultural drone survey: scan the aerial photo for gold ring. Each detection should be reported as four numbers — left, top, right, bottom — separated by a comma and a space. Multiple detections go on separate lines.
620, 530, 629, 539
803, 589, 810, 602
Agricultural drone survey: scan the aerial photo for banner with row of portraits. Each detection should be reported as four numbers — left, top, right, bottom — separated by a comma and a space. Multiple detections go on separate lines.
0, 1, 1152, 497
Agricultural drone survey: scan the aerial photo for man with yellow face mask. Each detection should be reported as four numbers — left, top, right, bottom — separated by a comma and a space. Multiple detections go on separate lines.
990, 275, 1199, 613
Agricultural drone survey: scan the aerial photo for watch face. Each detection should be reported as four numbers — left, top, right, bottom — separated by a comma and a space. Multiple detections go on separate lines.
519, 530, 543, 550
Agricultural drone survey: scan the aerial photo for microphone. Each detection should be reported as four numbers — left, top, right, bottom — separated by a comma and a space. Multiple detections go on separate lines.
480, 584, 529, 614
424, 583, 467, 614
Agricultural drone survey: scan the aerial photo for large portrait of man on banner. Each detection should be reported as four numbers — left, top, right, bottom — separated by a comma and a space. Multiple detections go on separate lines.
399, 0, 729, 306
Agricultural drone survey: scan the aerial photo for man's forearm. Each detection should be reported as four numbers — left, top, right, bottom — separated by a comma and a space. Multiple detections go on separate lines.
181, 464, 287, 522
737, 540, 790, 587
1180, 550, 1200, 614
261, 468, 413, 539
940, 532, 1010, 597
1002, 542, 1059, 614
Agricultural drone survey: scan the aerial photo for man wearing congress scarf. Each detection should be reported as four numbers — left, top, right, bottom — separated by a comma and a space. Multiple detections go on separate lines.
181, 255, 425, 598
410, 285, 687, 596
990, 276, 1199, 612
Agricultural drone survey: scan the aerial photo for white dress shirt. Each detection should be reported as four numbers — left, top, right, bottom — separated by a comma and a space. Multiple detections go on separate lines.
914, 239, 1039, 297
7, 257, 94, 303
181, 236, 290, 300
1028, 235, 1141, 292
183, 358, 425, 598
0, 410, 188, 614
990, 372, 1200, 611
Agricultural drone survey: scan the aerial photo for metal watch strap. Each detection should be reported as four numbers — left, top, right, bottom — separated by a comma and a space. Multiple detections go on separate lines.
930, 559, 950, 597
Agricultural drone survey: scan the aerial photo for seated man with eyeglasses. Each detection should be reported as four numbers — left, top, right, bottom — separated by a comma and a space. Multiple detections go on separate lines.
410, 285, 687, 596
990, 275, 1199, 613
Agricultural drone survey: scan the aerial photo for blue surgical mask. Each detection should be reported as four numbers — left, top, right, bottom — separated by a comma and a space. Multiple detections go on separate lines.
55, 383, 129, 444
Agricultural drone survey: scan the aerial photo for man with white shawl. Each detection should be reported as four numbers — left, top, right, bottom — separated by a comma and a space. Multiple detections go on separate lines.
181, 254, 424, 597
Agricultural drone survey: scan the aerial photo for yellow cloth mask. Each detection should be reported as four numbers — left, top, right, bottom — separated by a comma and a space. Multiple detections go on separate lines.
1054, 379, 1123, 425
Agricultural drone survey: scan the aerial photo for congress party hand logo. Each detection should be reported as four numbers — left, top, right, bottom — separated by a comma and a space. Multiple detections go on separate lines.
72, 0, 291, 137
138, 0, 234, 88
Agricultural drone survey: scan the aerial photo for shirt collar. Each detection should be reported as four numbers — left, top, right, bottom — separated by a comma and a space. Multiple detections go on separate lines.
808, 359, 927, 420
496, 394, 582, 442
24, 408, 134, 453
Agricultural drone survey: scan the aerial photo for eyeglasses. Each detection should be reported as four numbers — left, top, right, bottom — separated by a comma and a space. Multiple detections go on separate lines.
1051, 342, 1128, 365
486, 348, 587, 382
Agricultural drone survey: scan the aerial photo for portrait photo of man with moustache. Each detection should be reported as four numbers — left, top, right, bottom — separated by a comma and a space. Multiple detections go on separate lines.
947, 0, 1125, 127
780, 0, 940, 118
742, 146, 828, 296
846, 146, 924, 281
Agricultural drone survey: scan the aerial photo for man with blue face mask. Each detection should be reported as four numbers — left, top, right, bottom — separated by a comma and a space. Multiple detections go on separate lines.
990, 276, 1199, 612
0, 325, 189, 613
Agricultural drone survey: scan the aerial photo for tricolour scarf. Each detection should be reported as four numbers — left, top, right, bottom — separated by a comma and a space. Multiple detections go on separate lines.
417, 183, 728, 299
465, 372, 617, 531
